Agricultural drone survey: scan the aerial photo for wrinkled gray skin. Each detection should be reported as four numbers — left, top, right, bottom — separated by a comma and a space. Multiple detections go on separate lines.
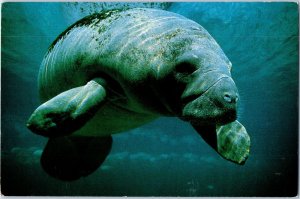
27, 8, 250, 172
37, 8, 237, 134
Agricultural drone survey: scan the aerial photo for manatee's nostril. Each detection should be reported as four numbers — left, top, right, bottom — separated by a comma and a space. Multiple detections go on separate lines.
224, 92, 238, 103
224, 93, 233, 103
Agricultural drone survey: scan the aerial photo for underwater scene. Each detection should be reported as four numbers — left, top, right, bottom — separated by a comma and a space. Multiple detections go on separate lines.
1, 2, 299, 196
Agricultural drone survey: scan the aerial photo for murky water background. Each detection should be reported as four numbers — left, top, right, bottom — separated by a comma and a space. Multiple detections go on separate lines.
1, 2, 298, 196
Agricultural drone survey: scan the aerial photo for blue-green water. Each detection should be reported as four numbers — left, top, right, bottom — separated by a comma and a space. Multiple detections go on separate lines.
1, 2, 298, 196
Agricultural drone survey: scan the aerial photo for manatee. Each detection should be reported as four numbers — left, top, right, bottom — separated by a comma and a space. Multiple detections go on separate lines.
27, 8, 250, 181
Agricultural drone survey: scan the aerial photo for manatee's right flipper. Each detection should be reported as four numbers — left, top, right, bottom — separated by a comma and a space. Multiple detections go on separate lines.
41, 135, 113, 181
215, 121, 250, 164
27, 80, 106, 137
193, 120, 250, 164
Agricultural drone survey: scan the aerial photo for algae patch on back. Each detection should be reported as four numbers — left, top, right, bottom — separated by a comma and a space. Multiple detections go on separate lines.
47, 9, 125, 53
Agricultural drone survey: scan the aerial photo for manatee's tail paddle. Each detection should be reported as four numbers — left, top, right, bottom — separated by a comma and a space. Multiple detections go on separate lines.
41, 135, 113, 181
192, 120, 250, 164
27, 79, 106, 137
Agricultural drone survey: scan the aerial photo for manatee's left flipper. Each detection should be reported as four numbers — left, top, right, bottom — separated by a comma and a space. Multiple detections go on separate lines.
192, 120, 250, 164
27, 80, 106, 137
41, 135, 113, 181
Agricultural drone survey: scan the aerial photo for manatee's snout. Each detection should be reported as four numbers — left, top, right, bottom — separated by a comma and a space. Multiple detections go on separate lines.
204, 77, 239, 124
181, 76, 239, 125
211, 77, 239, 111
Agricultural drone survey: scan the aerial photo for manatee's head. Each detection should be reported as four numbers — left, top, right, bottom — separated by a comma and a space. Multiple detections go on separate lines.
172, 51, 239, 125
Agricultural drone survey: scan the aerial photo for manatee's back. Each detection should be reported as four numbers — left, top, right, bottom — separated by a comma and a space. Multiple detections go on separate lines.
37, 10, 123, 102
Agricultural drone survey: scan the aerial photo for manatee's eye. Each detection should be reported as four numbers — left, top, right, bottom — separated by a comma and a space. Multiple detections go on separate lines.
175, 62, 196, 76
174, 62, 196, 82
